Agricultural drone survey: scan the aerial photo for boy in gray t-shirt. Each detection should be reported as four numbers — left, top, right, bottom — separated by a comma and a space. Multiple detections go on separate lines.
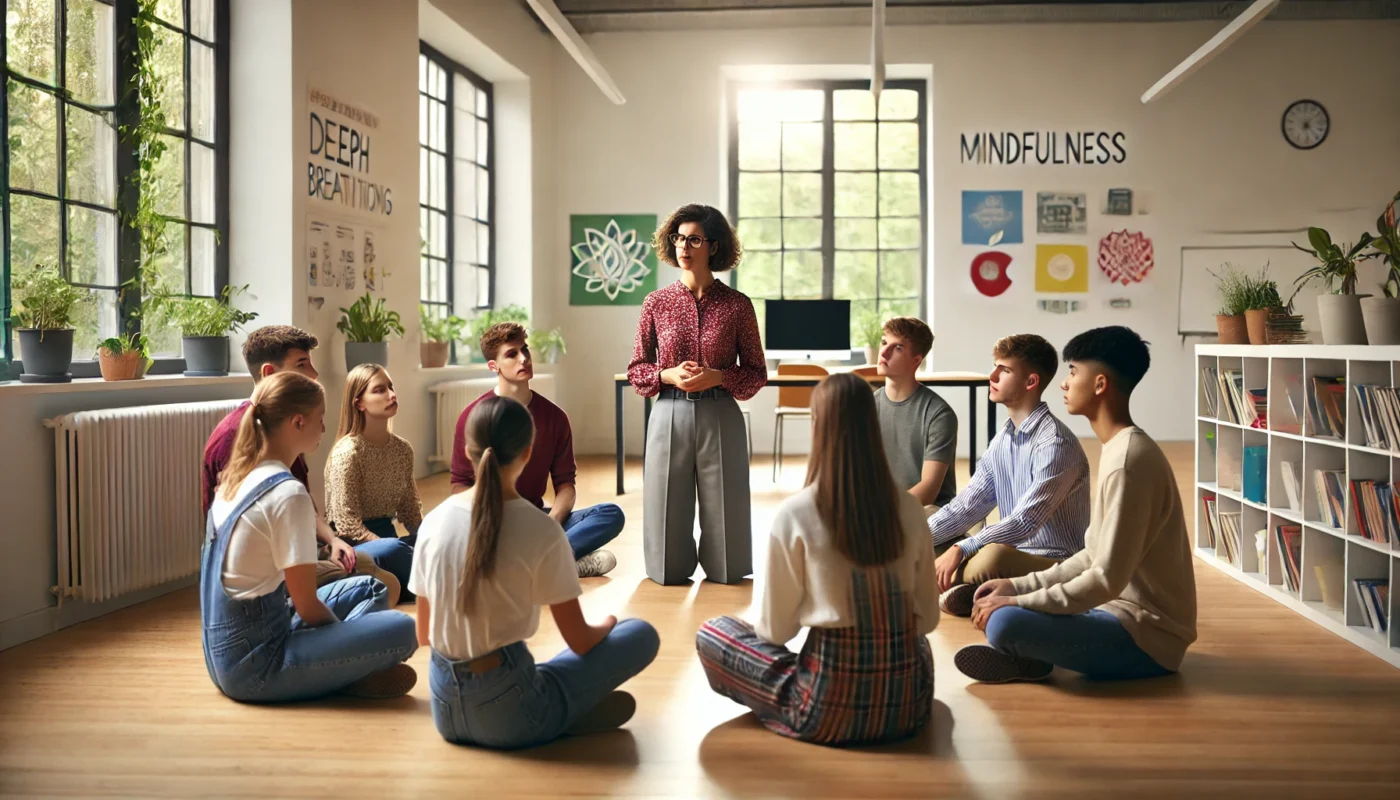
871, 317, 959, 512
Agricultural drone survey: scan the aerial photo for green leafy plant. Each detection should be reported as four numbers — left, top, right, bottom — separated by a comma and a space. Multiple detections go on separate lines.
1292, 226, 1377, 296
1372, 191, 1400, 298
338, 293, 405, 342
11, 264, 94, 332
856, 306, 886, 348
467, 304, 531, 345
118, 0, 173, 307
419, 305, 468, 344
96, 332, 150, 357
1208, 263, 1251, 316
531, 327, 567, 361
148, 284, 259, 337
1241, 266, 1283, 311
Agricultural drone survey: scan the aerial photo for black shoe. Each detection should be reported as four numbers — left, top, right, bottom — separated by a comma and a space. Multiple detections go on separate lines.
954, 645, 1053, 683
939, 584, 976, 617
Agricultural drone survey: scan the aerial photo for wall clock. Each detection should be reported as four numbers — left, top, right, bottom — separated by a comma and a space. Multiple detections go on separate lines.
1282, 99, 1329, 150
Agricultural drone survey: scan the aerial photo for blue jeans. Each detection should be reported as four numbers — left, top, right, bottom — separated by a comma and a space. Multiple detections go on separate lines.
985, 607, 1173, 680
428, 618, 660, 748
354, 536, 414, 591
552, 503, 625, 560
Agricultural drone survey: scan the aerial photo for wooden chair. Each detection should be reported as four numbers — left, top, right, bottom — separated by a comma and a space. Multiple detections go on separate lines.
772, 364, 829, 481
852, 366, 880, 380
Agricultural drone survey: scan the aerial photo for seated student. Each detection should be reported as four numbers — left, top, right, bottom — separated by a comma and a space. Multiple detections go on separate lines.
324, 363, 419, 599
873, 317, 958, 520
696, 373, 937, 746
202, 371, 418, 702
956, 326, 1198, 683
201, 325, 399, 604
929, 334, 1091, 617
413, 395, 659, 748
451, 322, 623, 578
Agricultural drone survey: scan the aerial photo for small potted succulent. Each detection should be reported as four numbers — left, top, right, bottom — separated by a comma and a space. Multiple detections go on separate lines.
856, 307, 884, 364
531, 328, 567, 364
96, 332, 152, 381
1208, 263, 1250, 345
1363, 191, 1400, 345
148, 285, 260, 376
1241, 267, 1283, 345
10, 264, 94, 383
338, 292, 404, 369
1292, 225, 1376, 345
419, 305, 467, 368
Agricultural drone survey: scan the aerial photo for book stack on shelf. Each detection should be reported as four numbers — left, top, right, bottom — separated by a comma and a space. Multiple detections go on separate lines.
1196, 345, 1400, 669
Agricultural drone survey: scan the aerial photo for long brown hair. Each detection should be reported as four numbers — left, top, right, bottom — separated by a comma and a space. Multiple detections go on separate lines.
459, 394, 535, 613
805, 372, 904, 566
336, 363, 388, 441
218, 371, 325, 500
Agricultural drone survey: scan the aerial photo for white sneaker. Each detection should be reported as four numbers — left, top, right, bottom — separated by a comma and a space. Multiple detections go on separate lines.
576, 549, 617, 578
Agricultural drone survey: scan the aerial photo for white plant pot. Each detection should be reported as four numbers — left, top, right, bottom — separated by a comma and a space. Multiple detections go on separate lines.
1360, 296, 1400, 345
1317, 293, 1368, 345
864, 345, 878, 365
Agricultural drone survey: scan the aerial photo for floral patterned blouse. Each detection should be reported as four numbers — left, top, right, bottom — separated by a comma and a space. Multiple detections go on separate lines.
628, 279, 767, 401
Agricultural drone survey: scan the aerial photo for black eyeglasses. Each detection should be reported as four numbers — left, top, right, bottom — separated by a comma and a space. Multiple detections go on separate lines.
668, 233, 712, 249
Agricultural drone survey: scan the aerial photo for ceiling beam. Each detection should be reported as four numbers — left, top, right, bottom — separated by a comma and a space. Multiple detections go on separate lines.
1141, 0, 1280, 103
523, 0, 627, 104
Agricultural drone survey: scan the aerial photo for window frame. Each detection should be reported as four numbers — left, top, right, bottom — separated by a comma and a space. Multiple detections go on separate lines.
2, 0, 231, 380
418, 40, 494, 365
726, 78, 929, 332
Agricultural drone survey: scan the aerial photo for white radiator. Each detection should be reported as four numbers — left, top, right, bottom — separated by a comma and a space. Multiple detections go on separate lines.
45, 399, 244, 604
429, 374, 555, 468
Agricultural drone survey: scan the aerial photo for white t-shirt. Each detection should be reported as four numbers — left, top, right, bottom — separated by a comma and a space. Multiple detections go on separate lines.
755, 485, 940, 645
209, 460, 319, 600
409, 494, 581, 661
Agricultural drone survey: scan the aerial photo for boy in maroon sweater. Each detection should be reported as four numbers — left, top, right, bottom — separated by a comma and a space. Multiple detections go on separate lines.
451, 323, 623, 577
201, 325, 401, 603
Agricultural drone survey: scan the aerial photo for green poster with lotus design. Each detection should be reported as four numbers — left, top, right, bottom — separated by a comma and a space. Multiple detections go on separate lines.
570, 214, 658, 306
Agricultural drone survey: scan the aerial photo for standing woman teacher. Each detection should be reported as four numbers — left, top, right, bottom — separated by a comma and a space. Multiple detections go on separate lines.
628, 204, 766, 585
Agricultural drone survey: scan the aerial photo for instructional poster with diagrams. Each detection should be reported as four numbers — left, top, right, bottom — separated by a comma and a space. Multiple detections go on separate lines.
305, 214, 387, 292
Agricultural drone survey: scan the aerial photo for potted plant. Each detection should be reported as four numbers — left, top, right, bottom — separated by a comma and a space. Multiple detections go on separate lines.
10, 264, 94, 383
467, 304, 530, 363
1207, 263, 1250, 344
419, 305, 467, 368
149, 285, 259, 376
856, 307, 884, 364
1292, 226, 1376, 345
1241, 267, 1283, 345
1362, 191, 1400, 345
338, 292, 405, 369
531, 328, 567, 364
96, 333, 152, 381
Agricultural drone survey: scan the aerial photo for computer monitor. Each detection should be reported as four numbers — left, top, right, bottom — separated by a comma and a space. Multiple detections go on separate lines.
764, 299, 851, 361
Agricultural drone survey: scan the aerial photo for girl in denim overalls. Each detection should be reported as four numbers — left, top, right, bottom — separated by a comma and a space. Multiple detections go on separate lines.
409, 395, 659, 747
202, 371, 418, 702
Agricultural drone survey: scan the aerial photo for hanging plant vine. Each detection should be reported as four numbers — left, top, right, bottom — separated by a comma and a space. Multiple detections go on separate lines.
117, 0, 172, 321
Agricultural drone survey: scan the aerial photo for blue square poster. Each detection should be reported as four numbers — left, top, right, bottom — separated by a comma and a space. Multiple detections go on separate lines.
962, 190, 1023, 246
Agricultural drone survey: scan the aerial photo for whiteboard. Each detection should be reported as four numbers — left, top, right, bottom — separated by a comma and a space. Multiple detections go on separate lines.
1177, 244, 1324, 336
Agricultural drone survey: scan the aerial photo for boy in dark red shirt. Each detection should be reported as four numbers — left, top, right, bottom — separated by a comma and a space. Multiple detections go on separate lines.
451, 323, 623, 577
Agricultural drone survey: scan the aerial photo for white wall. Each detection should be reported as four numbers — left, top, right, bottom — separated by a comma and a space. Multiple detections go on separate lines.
548, 20, 1400, 459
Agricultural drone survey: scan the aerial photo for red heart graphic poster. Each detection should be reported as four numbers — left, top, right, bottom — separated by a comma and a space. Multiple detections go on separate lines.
1098, 231, 1154, 286
971, 251, 1013, 297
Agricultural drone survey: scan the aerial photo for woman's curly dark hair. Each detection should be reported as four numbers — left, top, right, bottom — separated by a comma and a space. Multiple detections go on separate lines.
652, 203, 743, 273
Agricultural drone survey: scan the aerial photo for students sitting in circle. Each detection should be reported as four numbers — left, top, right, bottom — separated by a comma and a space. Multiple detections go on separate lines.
872, 317, 958, 520
414, 395, 660, 748
202, 371, 418, 702
956, 326, 1198, 683
696, 373, 938, 746
324, 363, 419, 600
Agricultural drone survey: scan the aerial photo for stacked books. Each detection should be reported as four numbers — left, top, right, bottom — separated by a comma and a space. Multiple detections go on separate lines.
1266, 308, 1308, 344
1200, 366, 1219, 417
1213, 369, 1266, 428
1274, 524, 1302, 592
1353, 384, 1400, 451
1278, 461, 1302, 512
1215, 510, 1243, 566
1353, 578, 1390, 634
1309, 376, 1346, 438
1201, 493, 1218, 549
1347, 479, 1397, 544
1313, 469, 1345, 528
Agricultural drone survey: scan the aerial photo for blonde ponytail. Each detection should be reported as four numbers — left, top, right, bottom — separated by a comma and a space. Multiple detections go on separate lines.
218, 372, 325, 500
457, 397, 534, 613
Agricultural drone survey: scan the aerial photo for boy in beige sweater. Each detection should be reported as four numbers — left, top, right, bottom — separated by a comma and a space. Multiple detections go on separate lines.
955, 326, 1198, 682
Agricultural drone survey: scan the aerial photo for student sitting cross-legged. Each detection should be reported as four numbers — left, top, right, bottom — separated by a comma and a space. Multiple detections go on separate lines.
414, 395, 659, 748
929, 334, 1091, 617
956, 326, 1198, 683
324, 363, 420, 599
202, 371, 418, 702
872, 317, 958, 520
696, 373, 938, 746
452, 322, 623, 578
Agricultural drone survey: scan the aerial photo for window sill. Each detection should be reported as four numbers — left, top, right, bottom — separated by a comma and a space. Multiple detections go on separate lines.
0, 373, 252, 398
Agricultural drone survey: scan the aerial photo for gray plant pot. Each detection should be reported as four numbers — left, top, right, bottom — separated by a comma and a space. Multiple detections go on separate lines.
17, 328, 75, 384
346, 341, 389, 371
1317, 294, 1368, 345
184, 335, 231, 376
1361, 296, 1400, 345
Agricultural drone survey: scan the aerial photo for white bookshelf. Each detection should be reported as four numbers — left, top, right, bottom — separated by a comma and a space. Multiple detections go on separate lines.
1196, 344, 1399, 669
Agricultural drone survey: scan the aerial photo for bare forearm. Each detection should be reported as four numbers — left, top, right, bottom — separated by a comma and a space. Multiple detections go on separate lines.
551, 484, 578, 522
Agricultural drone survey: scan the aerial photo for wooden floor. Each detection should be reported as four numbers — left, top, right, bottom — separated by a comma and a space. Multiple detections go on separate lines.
3, 444, 1400, 798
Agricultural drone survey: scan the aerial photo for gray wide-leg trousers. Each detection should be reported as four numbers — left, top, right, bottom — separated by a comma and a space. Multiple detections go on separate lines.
643, 393, 752, 585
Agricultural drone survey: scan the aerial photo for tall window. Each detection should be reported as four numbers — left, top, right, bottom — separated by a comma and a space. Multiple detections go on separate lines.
728, 80, 926, 347
3, 0, 228, 374
418, 42, 492, 358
